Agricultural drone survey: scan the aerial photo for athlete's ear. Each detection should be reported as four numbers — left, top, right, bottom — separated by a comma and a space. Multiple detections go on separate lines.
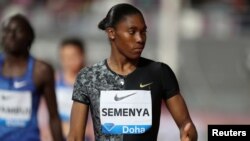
106, 27, 115, 40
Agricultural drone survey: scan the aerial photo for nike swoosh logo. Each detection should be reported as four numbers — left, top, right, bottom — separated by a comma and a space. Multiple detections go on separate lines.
13, 81, 27, 88
114, 93, 136, 101
140, 82, 153, 88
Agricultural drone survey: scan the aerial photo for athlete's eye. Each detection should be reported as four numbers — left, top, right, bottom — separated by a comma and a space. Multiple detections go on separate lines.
15, 28, 25, 34
128, 29, 135, 35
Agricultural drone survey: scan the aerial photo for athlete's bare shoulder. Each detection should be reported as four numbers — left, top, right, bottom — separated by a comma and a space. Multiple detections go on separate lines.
33, 59, 55, 90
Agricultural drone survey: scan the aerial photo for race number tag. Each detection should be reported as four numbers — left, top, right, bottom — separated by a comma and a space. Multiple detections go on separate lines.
0, 90, 32, 127
100, 90, 152, 134
56, 87, 73, 120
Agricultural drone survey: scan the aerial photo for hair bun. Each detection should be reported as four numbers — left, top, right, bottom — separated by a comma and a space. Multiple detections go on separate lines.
98, 17, 108, 30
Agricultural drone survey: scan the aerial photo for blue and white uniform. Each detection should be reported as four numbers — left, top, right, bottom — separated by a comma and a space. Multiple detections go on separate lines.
56, 73, 73, 122
0, 55, 41, 141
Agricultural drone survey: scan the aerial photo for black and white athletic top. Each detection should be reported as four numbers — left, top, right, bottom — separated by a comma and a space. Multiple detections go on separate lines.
72, 57, 180, 141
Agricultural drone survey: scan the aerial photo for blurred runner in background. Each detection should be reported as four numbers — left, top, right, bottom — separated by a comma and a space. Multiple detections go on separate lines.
38, 37, 94, 141
0, 14, 63, 141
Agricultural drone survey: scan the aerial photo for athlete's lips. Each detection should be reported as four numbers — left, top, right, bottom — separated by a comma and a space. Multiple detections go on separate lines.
133, 45, 144, 50
133, 47, 144, 52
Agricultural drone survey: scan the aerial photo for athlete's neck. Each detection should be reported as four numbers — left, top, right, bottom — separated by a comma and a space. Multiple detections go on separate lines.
63, 70, 78, 86
4, 53, 29, 66
2, 53, 29, 77
108, 54, 139, 76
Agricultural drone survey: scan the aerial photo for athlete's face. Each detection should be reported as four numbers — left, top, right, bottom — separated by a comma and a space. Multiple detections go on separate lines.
1, 18, 32, 54
60, 45, 85, 73
112, 14, 147, 59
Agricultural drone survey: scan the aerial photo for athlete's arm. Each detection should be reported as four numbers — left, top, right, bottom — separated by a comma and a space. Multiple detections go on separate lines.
35, 61, 64, 141
165, 94, 198, 141
67, 102, 89, 141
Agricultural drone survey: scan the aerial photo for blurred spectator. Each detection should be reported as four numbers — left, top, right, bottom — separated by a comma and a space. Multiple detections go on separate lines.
45, 0, 93, 18
190, 0, 207, 8
233, 0, 250, 34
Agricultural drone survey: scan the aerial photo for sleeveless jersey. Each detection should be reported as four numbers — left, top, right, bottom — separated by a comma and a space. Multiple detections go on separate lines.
56, 72, 73, 122
0, 55, 41, 141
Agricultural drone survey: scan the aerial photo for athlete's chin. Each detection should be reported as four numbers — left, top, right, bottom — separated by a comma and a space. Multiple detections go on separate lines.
128, 53, 142, 60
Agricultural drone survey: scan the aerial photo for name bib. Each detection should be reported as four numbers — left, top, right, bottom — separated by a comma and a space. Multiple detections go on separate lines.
0, 89, 32, 127
100, 90, 152, 134
56, 87, 73, 120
